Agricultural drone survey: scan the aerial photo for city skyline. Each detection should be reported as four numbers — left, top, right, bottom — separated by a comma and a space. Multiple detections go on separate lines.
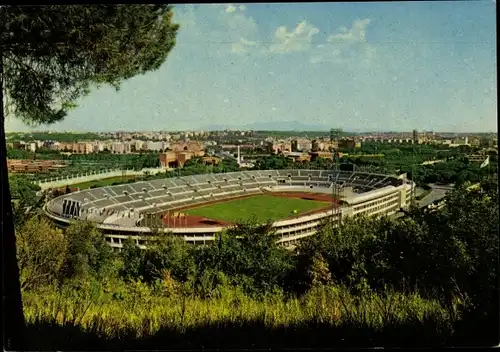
4, 2, 497, 133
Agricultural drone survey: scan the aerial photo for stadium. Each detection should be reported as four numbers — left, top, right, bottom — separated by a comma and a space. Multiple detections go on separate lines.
44, 169, 414, 249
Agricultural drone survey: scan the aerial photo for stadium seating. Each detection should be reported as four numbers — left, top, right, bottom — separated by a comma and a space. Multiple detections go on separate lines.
47, 169, 405, 225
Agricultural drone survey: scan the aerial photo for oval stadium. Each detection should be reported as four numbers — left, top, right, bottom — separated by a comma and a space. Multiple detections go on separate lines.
44, 169, 414, 249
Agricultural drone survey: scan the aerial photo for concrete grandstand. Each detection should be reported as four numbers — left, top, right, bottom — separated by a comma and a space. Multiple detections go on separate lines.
44, 169, 414, 249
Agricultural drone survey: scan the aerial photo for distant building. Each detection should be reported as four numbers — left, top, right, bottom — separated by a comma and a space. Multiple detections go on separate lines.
283, 152, 311, 163
469, 137, 480, 147
412, 129, 418, 144
338, 138, 360, 149
311, 140, 320, 152
145, 141, 163, 151
291, 139, 312, 152
56, 142, 93, 154
12, 141, 25, 150
159, 143, 205, 168
7, 159, 67, 174
26, 142, 37, 153
467, 153, 489, 164
309, 151, 334, 161
110, 142, 126, 154
200, 156, 221, 165
268, 140, 292, 154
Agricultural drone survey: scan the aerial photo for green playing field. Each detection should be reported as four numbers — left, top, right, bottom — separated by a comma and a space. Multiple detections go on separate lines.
184, 194, 329, 223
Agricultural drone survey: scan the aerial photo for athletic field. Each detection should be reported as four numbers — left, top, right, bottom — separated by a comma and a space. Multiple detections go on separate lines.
183, 194, 330, 223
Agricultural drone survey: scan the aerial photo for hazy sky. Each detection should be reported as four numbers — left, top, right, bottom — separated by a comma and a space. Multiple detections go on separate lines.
5, 2, 497, 133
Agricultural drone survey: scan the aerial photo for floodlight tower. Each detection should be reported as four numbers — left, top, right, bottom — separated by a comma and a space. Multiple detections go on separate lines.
330, 129, 341, 228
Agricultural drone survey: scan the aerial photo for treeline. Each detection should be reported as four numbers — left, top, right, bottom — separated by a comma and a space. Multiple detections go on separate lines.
6, 132, 108, 143
68, 152, 161, 169
7, 148, 161, 169
252, 149, 497, 187
81, 158, 241, 189
17, 176, 498, 348
6, 148, 65, 160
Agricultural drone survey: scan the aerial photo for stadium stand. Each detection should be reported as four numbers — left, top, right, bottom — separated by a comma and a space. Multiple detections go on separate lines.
45, 169, 414, 249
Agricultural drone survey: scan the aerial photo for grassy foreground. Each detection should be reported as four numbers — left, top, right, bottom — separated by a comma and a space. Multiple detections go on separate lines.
21, 283, 466, 349
184, 195, 329, 223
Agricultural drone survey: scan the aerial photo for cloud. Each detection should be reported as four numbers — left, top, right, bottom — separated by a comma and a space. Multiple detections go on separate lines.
327, 18, 371, 43
225, 5, 236, 13
268, 20, 319, 54
309, 18, 376, 66
175, 4, 259, 56
232, 38, 259, 54
175, 7, 373, 64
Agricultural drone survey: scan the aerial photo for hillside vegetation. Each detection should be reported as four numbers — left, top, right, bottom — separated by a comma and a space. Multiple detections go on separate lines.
14, 175, 499, 348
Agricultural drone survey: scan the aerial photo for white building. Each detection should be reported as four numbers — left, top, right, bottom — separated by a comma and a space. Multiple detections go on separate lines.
145, 141, 163, 151
110, 142, 126, 154
93, 142, 105, 153
26, 142, 37, 152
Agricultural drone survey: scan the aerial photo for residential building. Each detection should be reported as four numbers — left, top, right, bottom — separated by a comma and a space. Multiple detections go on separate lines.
309, 151, 334, 161
412, 129, 419, 144
338, 138, 360, 149
291, 139, 312, 152
7, 159, 67, 174
110, 142, 127, 154
268, 140, 292, 154
144, 141, 164, 151
26, 142, 37, 152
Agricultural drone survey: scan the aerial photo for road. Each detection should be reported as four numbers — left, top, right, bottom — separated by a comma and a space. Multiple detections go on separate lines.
392, 183, 454, 219
415, 184, 453, 208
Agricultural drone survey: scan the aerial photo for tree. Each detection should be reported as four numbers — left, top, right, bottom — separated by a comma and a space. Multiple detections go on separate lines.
9, 175, 46, 231
200, 221, 294, 296
16, 216, 68, 291
142, 233, 196, 284
120, 237, 144, 281
63, 221, 115, 281
1, 6, 179, 345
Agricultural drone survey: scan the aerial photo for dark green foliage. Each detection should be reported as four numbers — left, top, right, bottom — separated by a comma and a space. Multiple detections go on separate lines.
2, 5, 179, 348
249, 142, 496, 186
7, 132, 108, 143
6, 148, 32, 159
293, 177, 498, 317
63, 222, 115, 281
196, 221, 295, 296
9, 175, 44, 231
141, 233, 196, 284
254, 156, 294, 170
120, 237, 144, 281
2, 5, 179, 125
8, 174, 40, 201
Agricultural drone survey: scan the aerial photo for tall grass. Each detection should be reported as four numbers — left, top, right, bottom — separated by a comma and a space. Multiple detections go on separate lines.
21, 282, 464, 349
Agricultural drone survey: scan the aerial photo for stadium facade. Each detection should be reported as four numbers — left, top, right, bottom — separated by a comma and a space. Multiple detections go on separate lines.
44, 169, 414, 249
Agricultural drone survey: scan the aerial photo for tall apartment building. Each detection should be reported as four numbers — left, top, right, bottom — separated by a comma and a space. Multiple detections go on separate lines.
268, 140, 292, 154
144, 141, 163, 151
338, 138, 361, 149
92, 142, 105, 153
291, 139, 313, 152
25, 142, 37, 152
56, 142, 93, 154
159, 143, 205, 168
110, 142, 128, 154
